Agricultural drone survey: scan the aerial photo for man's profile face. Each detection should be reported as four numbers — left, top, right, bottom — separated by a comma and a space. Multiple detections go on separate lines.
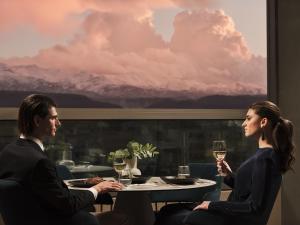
36, 106, 61, 137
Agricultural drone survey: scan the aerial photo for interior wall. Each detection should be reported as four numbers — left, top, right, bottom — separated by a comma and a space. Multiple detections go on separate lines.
276, 0, 300, 224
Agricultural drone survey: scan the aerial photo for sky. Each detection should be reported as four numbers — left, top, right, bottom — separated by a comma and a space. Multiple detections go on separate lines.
0, 0, 267, 96
0, 0, 266, 58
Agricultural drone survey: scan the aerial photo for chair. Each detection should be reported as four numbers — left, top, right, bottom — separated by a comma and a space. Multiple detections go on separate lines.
188, 163, 217, 181
188, 163, 221, 201
184, 166, 282, 225
56, 165, 114, 211
0, 179, 99, 225
260, 176, 282, 225
56, 164, 73, 180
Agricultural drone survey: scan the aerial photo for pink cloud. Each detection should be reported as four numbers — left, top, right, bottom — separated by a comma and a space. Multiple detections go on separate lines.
0, 0, 210, 34
2, 6, 266, 96
0, 0, 84, 36
171, 0, 213, 9
171, 10, 250, 59
79, 12, 167, 53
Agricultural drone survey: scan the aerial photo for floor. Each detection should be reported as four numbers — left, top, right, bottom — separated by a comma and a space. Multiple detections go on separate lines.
2, 190, 279, 225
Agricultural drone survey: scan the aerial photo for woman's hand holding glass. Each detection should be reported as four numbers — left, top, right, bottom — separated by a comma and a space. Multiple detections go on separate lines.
212, 140, 228, 176
217, 160, 232, 177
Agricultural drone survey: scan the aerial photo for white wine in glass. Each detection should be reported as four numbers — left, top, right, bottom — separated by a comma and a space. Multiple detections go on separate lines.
113, 159, 126, 183
213, 150, 227, 161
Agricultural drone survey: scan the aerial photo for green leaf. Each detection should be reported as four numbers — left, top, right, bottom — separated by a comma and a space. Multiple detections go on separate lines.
107, 141, 159, 163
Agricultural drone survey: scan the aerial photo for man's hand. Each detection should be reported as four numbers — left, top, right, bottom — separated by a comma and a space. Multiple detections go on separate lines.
85, 177, 104, 185
193, 201, 211, 211
93, 180, 123, 193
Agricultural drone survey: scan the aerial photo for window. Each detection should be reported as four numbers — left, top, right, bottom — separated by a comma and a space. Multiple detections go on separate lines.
0, 119, 257, 176
0, 0, 266, 109
0, 0, 269, 178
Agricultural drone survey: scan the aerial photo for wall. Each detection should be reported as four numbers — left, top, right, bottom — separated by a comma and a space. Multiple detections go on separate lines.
276, 0, 300, 224
268, 190, 281, 225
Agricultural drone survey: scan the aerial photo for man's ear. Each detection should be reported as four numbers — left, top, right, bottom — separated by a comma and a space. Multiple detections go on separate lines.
33, 115, 41, 128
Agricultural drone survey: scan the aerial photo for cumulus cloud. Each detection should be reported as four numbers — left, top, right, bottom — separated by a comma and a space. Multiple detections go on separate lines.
171, 0, 213, 9
1, 1, 266, 96
0, 0, 210, 34
0, 0, 83, 35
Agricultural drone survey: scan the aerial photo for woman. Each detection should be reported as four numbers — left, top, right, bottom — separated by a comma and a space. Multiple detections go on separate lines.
155, 101, 295, 225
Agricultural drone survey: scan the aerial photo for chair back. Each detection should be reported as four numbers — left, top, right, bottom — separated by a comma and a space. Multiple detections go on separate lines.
56, 164, 74, 180
0, 179, 100, 225
188, 163, 217, 180
189, 163, 221, 201
261, 175, 282, 225
0, 179, 50, 225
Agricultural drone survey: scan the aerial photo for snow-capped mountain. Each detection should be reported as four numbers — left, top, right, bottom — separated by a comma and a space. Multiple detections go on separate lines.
0, 63, 205, 107
0, 63, 266, 108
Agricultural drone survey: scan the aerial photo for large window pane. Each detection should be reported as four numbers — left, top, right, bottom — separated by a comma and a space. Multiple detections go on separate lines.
0, 120, 257, 176
0, 1, 266, 109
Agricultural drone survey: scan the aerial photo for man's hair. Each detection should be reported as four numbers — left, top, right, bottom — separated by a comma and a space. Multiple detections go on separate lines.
18, 94, 57, 136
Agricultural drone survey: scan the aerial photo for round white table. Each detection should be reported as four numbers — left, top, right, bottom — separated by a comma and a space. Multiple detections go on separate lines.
66, 177, 216, 225
114, 177, 216, 225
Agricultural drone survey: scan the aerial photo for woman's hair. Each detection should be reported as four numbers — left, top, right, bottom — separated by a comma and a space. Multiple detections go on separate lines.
250, 101, 295, 173
18, 94, 57, 136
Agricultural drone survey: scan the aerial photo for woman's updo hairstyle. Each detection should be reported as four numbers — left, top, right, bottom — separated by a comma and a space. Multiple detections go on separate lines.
250, 101, 295, 173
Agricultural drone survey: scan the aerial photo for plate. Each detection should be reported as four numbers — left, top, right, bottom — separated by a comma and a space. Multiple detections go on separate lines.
161, 176, 195, 185
131, 176, 149, 184
68, 180, 93, 188
127, 184, 157, 190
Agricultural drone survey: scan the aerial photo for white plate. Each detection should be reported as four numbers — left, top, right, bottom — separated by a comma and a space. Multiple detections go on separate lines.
126, 183, 157, 190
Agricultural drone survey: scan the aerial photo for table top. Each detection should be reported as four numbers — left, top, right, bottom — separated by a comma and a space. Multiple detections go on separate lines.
123, 177, 215, 192
65, 177, 215, 192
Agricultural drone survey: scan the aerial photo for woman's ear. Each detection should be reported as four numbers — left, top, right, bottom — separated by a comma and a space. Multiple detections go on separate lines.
260, 117, 268, 128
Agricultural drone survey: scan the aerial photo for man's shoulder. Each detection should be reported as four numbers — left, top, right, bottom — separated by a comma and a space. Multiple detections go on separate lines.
1, 139, 47, 162
11, 139, 43, 152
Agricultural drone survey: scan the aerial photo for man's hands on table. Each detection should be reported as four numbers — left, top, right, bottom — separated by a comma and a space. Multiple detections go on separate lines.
92, 180, 124, 193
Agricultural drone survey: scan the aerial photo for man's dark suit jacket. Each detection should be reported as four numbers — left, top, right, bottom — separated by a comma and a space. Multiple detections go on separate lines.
0, 138, 95, 216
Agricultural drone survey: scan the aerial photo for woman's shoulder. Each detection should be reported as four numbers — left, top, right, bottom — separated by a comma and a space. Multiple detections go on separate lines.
255, 148, 281, 169
253, 148, 276, 164
256, 147, 274, 157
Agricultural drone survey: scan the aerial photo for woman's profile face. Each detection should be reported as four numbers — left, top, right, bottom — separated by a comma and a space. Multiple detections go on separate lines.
242, 109, 262, 138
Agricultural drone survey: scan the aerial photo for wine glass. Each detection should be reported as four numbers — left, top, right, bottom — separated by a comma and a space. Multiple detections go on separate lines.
212, 140, 227, 175
178, 165, 190, 178
113, 158, 126, 183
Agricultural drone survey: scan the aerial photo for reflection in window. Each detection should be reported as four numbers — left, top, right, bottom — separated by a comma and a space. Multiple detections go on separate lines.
0, 120, 256, 176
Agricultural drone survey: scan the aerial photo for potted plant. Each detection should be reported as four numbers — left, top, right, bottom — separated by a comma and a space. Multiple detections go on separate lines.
108, 141, 159, 176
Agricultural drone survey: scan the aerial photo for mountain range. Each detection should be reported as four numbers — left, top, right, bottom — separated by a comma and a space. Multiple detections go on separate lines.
0, 63, 266, 108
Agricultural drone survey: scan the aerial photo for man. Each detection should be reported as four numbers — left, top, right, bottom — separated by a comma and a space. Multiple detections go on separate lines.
0, 94, 129, 225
